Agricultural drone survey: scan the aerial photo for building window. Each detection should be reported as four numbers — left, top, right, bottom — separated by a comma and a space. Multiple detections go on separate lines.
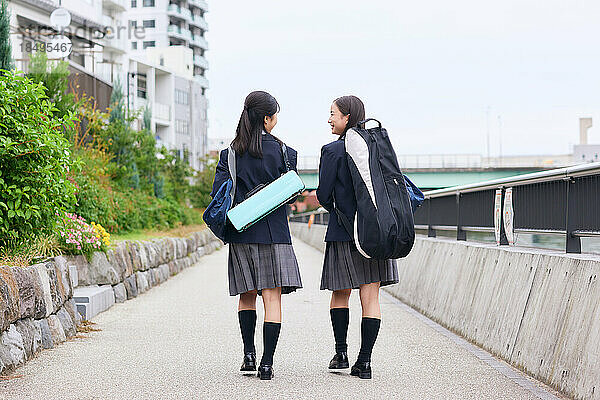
131, 0, 137, 7
175, 89, 189, 105
175, 120, 190, 135
143, 20, 156, 28
130, 20, 137, 28
131, 41, 138, 50
137, 74, 147, 99
143, 41, 156, 49
143, 0, 155, 6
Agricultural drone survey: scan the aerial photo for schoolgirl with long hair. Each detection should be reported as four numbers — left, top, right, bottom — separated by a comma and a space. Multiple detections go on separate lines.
210, 91, 303, 380
316, 95, 399, 379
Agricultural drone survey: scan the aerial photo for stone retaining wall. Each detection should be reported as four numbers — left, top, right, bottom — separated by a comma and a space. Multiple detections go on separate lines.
289, 222, 600, 400
0, 229, 221, 375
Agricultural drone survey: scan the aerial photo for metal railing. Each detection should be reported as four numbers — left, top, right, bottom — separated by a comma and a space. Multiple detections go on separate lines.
290, 209, 330, 225
416, 162, 600, 253
289, 162, 600, 254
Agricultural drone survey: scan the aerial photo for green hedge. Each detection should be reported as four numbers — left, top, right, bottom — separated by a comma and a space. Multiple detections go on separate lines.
0, 70, 76, 244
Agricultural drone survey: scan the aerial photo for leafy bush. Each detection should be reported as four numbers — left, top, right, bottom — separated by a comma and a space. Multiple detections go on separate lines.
191, 156, 218, 209
27, 52, 76, 121
0, 70, 77, 245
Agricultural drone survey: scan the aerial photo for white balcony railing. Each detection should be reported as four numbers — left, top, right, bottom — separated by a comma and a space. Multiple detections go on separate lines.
103, 0, 127, 11
167, 4, 192, 21
189, 0, 209, 11
190, 14, 208, 31
193, 55, 209, 69
194, 75, 209, 88
154, 102, 171, 123
168, 25, 191, 41
190, 35, 208, 49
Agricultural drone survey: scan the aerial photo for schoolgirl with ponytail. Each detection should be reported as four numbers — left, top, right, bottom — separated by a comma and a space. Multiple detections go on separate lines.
316, 95, 399, 379
209, 91, 303, 380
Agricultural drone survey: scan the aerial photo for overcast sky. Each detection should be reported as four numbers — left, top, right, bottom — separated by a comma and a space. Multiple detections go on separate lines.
205, 0, 600, 158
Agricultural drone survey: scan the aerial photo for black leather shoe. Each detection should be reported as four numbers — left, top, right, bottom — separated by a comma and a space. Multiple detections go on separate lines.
240, 352, 256, 371
257, 365, 274, 380
329, 352, 350, 369
350, 361, 372, 379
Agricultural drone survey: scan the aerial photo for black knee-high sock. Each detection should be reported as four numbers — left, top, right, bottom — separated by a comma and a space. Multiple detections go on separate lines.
238, 310, 257, 354
260, 322, 281, 366
330, 308, 349, 353
357, 317, 381, 363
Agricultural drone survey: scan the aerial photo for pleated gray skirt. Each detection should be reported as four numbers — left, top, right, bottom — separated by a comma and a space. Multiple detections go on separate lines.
228, 243, 303, 296
320, 241, 399, 291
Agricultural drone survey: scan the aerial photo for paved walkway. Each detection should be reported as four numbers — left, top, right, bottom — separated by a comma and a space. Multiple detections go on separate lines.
1, 239, 562, 399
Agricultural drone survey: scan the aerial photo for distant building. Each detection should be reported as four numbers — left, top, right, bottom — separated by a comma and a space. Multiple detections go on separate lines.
126, 0, 209, 168
8, 0, 210, 169
128, 51, 208, 170
208, 137, 234, 157
8, 0, 126, 108
126, 0, 209, 91
573, 118, 600, 163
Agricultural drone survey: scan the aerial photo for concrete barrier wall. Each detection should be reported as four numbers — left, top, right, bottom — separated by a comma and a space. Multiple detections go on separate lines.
0, 229, 222, 376
290, 222, 326, 253
290, 222, 600, 400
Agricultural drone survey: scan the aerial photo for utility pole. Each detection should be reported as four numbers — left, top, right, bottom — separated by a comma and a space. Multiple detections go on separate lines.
486, 106, 491, 164
498, 115, 503, 161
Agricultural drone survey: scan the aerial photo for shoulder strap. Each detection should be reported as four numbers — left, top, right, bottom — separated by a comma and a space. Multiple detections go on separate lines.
280, 142, 290, 172
332, 193, 353, 238
227, 146, 236, 201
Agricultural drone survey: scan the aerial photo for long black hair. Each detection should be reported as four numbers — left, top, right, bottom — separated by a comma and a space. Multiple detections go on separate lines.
231, 91, 280, 158
334, 95, 365, 134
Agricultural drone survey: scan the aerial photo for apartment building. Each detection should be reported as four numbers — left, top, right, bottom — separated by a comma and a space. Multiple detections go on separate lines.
7, 0, 129, 108
126, 0, 210, 169
7, 0, 210, 169
126, 0, 209, 92
127, 50, 208, 170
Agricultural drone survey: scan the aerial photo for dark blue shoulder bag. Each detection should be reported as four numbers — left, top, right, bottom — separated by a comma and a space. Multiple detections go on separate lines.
202, 146, 236, 242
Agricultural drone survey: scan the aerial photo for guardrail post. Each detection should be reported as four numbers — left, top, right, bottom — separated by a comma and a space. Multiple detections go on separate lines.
457, 193, 466, 241
565, 178, 582, 253
427, 199, 436, 237
499, 188, 509, 246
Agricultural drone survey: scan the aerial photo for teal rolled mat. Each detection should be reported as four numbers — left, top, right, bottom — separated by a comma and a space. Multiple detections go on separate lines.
227, 171, 306, 232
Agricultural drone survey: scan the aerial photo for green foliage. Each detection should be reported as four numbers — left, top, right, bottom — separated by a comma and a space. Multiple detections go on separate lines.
71, 148, 195, 233
97, 116, 159, 192
142, 105, 152, 131
27, 52, 76, 121
191, 156, 218, 209
0, 0, 13, 72
0, 70, 77, 245
109, 78, 125, 123
159, 148, 193, 204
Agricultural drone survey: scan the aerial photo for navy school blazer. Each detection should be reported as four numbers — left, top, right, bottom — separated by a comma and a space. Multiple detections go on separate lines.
316, 136, 356, 242
210, 133, 298, 244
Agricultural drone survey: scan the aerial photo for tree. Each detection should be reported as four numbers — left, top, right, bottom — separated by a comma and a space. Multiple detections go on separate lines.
0, 0, 13, 72
28, 52, 75, 120
109, 78, 126, 123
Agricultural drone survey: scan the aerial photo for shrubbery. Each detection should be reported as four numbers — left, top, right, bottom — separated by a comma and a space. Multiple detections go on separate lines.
0, 70, 77, 245
0, 55, 210, 261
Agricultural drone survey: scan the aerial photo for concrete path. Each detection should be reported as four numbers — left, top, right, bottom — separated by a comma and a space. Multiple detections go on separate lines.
1, 238, 563, 400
